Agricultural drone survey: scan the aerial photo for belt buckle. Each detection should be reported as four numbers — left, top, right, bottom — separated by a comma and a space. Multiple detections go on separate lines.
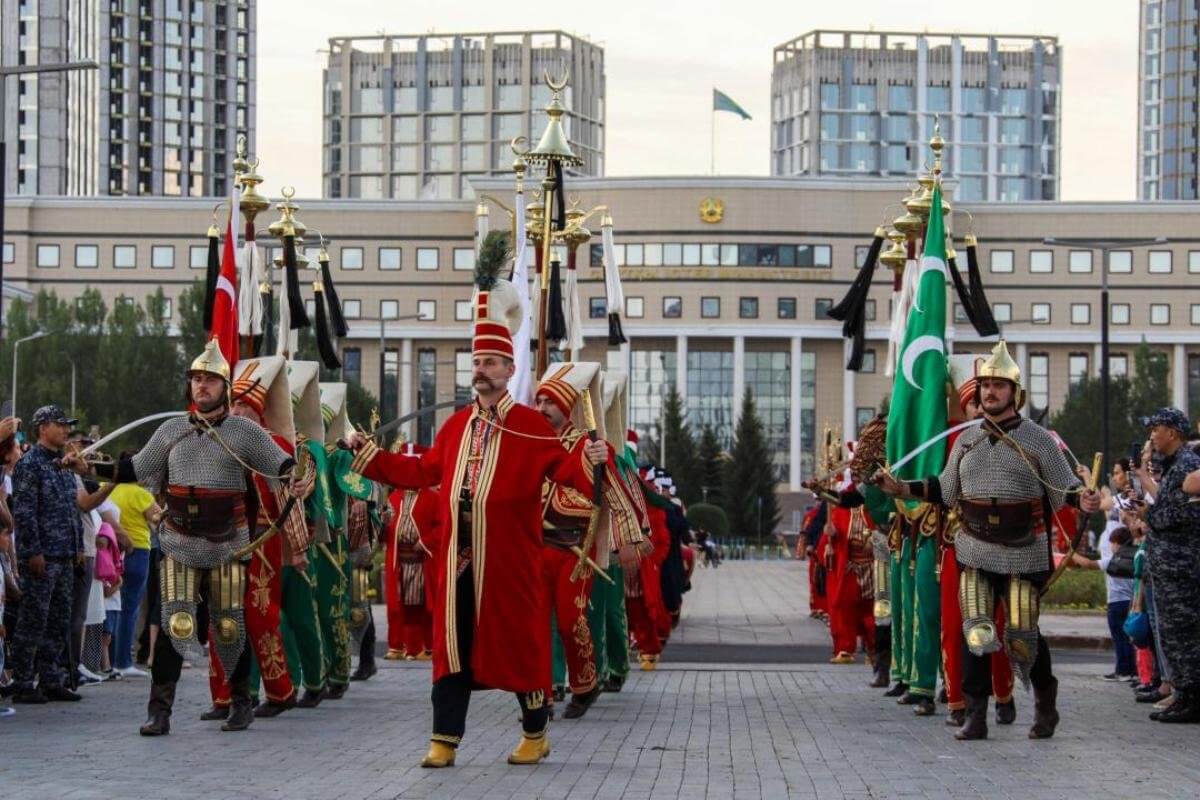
987, 513, 1000, 525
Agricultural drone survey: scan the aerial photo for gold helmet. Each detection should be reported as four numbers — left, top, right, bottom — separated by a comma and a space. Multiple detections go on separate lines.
187, 338, 232, 385
975, 340, 1024, 411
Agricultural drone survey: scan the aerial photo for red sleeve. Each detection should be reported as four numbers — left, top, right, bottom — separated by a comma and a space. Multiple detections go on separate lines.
355, 435, 444, 490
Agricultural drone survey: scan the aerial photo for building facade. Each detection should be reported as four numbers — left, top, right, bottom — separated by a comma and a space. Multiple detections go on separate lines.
771, 30, 1060, 202
6, 177, 1200, 523
1138, 0, 1198, 200
321, 30, 605, 200
1, 0, 255, 197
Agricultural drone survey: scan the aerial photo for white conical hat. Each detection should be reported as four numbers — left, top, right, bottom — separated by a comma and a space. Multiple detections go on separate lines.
947, 353, 986, 393
231, 355, 295, 445
287, 361, 323, 443
319, 382, 349, 446
601, 371, 628, 450
537, 361, 604, 439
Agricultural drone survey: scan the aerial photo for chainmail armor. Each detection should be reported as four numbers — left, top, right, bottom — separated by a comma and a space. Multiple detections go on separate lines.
940, 418, 1079, 576
132, 415, 290, 494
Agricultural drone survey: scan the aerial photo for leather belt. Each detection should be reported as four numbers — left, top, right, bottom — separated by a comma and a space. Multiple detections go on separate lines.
957, 499, 1042, 547
543, 527, 584, 550
165, 486, 244, 544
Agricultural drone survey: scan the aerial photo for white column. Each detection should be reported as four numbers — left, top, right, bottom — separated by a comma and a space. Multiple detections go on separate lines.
400, 338, 414, 440
789, 336, 803, 491
731, 335, 746, 424
675, 334, 688, 401
1094, 343, 1104, 378
842, 339, 856, 444
1173, 343, 1187, 410
1015, 342, 1029, 417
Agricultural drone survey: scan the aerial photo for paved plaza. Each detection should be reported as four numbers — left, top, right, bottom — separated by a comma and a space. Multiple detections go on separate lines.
2, 560, 1197, 800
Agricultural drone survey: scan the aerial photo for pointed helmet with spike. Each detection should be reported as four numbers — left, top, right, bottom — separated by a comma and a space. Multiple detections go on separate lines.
188, 338, 232, 386
975, 339, 1025, 410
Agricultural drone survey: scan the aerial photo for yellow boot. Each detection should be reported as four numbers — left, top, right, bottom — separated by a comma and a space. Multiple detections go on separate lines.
507, 731, 551, 765
830, 651, 855, 665
420, 740, 456, 768
384, 648, 405, 661
640, 654, 659, 672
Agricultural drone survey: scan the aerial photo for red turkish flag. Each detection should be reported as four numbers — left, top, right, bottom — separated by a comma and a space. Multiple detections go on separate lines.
209, 205, 239, 367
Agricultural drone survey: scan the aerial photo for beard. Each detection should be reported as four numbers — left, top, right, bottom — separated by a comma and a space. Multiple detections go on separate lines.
194, 394, 225, 413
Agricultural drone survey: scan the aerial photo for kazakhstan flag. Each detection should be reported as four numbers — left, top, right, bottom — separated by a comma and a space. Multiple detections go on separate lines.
712, 88, 751, 120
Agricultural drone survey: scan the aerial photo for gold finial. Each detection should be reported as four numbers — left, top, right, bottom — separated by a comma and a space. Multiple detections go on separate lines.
526, 69, 582, 167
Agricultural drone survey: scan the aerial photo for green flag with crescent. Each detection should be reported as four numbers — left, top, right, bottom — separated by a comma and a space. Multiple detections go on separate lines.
885, 184, 949, 482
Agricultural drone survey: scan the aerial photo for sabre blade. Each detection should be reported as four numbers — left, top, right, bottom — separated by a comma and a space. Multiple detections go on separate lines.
80, 411, 187, 457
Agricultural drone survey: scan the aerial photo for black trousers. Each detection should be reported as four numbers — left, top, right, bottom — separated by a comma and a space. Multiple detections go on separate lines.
66, 557, 92, 688
961, 567, 1054, 698
431, 563, 549, 746
359, 611, 376, 667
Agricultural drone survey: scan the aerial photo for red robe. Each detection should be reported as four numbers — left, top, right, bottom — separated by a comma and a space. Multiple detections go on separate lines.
353, 392, 612, 693
384, 487, 440, 655
826, 503, 876, 657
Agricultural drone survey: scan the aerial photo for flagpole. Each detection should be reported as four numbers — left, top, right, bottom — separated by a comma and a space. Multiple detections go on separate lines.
710, 107, 716, 175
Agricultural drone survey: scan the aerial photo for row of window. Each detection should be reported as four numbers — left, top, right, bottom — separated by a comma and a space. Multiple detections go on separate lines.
17, 242, 475, 272
588, 242, 833, 268
986, 248, 1195, 275
967, 300, 1196, 327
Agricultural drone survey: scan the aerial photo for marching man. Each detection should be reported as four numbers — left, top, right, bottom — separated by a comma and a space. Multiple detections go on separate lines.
344, 282, 639, 767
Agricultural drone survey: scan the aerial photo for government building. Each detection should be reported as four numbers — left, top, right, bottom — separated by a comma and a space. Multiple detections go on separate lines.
5, 176, 1198, 524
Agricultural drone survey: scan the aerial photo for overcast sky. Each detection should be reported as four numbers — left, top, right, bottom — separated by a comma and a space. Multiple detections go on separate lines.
257, 0, 1137, 201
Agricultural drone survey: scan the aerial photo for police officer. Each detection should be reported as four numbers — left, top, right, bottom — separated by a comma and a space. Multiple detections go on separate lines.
10, 406, 85, 704
1137, 408, 1200, 724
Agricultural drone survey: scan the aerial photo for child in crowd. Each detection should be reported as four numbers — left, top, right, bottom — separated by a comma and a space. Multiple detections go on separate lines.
95, 523, 124, 675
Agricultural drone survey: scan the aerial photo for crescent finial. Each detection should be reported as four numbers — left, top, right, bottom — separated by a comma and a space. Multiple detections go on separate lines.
281, 185, 295, 200
510, 136, 529, 157
544, 67, 569, 93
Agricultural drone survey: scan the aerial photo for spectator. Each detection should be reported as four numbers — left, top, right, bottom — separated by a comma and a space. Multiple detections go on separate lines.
9, 406, 84, 704
107, 457, 160, 678
1133, 409, 1200, 723
0, 537, 10, 717
0, 424, 21, 687
68, 430, 119, 687
94, 523, 123, 675
1072, 525, 1136, 680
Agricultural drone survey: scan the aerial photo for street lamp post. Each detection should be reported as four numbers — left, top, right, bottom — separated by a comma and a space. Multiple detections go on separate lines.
1042, 237, 1167, 474
11, 329, 48, 418
0, 60, 98, 338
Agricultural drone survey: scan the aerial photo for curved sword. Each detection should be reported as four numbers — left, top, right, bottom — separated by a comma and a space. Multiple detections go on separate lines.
79, 411, 188, 457
887, 418, 984, 476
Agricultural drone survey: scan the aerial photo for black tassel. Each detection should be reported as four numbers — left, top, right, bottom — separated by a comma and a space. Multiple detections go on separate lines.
319, 255, 348, 337
947, 252, 984, 333
828, 230, 884, 371
545, 259, 567, 342
552, 161, 566, 231
313, 285, 341, 369
607, 311, 626, 345
259, 284, 274, 356
283, 234, 310, 330
965, 239, 1000, 337
203, 229, 220, 330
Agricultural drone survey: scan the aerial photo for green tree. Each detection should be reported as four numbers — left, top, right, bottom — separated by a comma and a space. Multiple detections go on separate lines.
660, 387, 701, 505
723, 387, 780, 542
177, 281, 209, 360
696, 424, 725, 505
1050, 341, 1172, 470
686, 502, 729, 537
1130, 342, 1170, 421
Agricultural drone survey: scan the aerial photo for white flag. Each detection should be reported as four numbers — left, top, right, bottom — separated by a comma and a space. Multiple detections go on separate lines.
509, 191, 534, 406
